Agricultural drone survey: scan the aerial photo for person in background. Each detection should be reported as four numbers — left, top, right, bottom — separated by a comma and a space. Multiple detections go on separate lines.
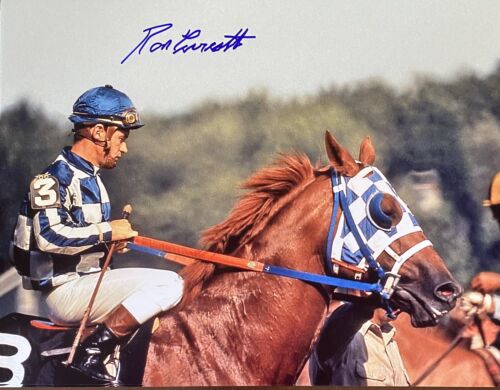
309, 302, 410, 386
460, 173, 500, 348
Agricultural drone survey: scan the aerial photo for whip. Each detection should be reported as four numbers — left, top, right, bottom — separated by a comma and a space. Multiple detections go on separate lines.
64, 204, 132, 365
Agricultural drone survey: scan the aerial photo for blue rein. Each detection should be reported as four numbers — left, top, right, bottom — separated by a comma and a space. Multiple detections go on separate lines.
128, 168, 397, 315
128, 242, 383, 293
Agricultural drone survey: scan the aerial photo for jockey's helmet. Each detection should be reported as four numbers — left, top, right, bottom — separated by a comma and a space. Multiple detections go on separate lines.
68, 85, 144, 130
483, 172, 500, 207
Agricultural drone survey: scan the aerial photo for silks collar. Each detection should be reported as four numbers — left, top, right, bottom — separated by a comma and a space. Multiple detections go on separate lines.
62, 146, 100, 176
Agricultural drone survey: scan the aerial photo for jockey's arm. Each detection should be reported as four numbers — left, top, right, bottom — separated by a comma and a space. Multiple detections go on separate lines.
33, 207, 112, 255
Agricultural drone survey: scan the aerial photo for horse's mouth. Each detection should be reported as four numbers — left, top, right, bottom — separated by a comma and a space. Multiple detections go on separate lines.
390, 287, 448, 327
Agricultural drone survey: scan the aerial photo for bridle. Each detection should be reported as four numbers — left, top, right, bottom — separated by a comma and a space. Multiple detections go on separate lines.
326, 165, 433, 317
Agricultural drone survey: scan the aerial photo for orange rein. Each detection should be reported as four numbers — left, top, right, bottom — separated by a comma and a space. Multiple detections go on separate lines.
132, 236, 264, 272
132, 236, 371, 283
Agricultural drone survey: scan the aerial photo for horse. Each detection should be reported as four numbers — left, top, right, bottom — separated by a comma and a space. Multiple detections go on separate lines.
141, 131, 461, 386
395, 310, 497, 386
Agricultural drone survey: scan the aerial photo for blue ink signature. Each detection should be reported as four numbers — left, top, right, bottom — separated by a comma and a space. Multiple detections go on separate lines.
121, 23, 256, 64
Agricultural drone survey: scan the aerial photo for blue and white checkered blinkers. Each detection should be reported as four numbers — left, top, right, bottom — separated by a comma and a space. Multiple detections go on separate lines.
330, 166, 422, 269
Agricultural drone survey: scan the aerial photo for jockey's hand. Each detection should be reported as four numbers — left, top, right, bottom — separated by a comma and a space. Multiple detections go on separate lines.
470, 271, 500, 293
459, 291, 495, 318
113, 240, 130, 254
109, 219, 138, 241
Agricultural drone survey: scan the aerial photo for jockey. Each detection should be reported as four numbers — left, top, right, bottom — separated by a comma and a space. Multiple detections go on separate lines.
463, 172, 500, 324
9, 85, 184, 384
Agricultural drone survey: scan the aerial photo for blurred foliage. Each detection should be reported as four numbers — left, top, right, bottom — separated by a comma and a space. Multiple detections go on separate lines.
2, 64, 500, 284
0, 101, 68, 273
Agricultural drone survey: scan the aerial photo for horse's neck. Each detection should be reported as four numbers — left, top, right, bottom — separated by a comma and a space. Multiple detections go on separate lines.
205, 179, 332, 383
228, 187, 331, 373
143, 178, 333, 386
144, 269, 328, 385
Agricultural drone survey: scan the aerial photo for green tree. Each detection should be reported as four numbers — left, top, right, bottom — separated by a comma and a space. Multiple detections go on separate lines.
0, 101, 66, 271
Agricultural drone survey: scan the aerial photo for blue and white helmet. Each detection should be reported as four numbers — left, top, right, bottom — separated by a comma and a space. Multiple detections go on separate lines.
68, 85, 144, 130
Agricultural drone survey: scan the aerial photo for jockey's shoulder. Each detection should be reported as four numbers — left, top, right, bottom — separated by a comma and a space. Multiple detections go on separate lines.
41, 159, 74, 187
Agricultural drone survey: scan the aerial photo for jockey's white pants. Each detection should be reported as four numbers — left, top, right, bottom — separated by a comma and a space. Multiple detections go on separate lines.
43, 268, 184, 326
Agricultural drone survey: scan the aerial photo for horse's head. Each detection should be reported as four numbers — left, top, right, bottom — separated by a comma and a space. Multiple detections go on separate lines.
324, 131, 462, 327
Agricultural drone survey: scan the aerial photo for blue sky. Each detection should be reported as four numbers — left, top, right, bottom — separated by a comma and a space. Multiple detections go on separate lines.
2, 0, 500, 121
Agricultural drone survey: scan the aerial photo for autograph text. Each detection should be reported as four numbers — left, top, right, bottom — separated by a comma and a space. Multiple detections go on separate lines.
121, 22, 256, 64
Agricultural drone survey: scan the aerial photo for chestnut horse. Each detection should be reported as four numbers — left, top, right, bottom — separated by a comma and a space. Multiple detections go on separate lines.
141, 132, 461, 386
395, 311, 497, 386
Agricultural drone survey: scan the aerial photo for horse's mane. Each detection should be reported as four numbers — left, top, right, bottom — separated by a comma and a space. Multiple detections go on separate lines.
201, 152, 316, 252
176, 152, 317, 308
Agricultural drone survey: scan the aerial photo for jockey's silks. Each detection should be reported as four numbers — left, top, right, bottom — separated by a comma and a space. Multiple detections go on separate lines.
10, 147, 112, 290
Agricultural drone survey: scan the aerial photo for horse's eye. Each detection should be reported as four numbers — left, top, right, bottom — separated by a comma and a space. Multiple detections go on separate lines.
367, 193, 402, 230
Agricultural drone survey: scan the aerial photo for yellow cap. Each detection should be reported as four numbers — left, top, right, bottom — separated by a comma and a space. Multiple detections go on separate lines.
483, 172, 500, 207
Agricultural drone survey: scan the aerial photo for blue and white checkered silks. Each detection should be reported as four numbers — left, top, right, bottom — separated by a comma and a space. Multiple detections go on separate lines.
330, 165, 424, 271
10, 147, 113, 290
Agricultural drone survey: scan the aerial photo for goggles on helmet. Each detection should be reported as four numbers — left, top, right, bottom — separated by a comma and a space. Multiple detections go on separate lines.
72, 109, 142, 129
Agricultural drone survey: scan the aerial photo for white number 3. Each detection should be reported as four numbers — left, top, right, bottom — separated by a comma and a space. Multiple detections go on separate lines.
0, 333, 31, 386
30, 175, 61, 209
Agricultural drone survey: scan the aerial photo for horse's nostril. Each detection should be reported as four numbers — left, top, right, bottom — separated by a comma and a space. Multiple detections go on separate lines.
439, 289, 454, 298
435, 282, 462, 302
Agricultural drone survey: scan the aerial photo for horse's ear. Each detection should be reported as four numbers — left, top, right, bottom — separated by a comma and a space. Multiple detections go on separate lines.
324, 131, 359, 176
359, 136, 376, 165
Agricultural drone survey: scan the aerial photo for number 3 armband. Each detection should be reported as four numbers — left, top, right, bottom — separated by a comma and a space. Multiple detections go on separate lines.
29, 174, 62, 210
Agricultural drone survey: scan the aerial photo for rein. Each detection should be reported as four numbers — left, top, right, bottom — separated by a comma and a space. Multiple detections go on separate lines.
127, 239, 383, 294
126, 166, 433, 314
411, 326, 467, 386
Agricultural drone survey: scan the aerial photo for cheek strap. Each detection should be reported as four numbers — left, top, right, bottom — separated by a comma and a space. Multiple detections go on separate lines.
385, 239, 433, 274
74, 126, 117, 151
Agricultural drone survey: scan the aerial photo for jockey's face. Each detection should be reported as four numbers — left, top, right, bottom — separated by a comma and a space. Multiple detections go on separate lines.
101, 128, 130, 169
371, 307, 394, 326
